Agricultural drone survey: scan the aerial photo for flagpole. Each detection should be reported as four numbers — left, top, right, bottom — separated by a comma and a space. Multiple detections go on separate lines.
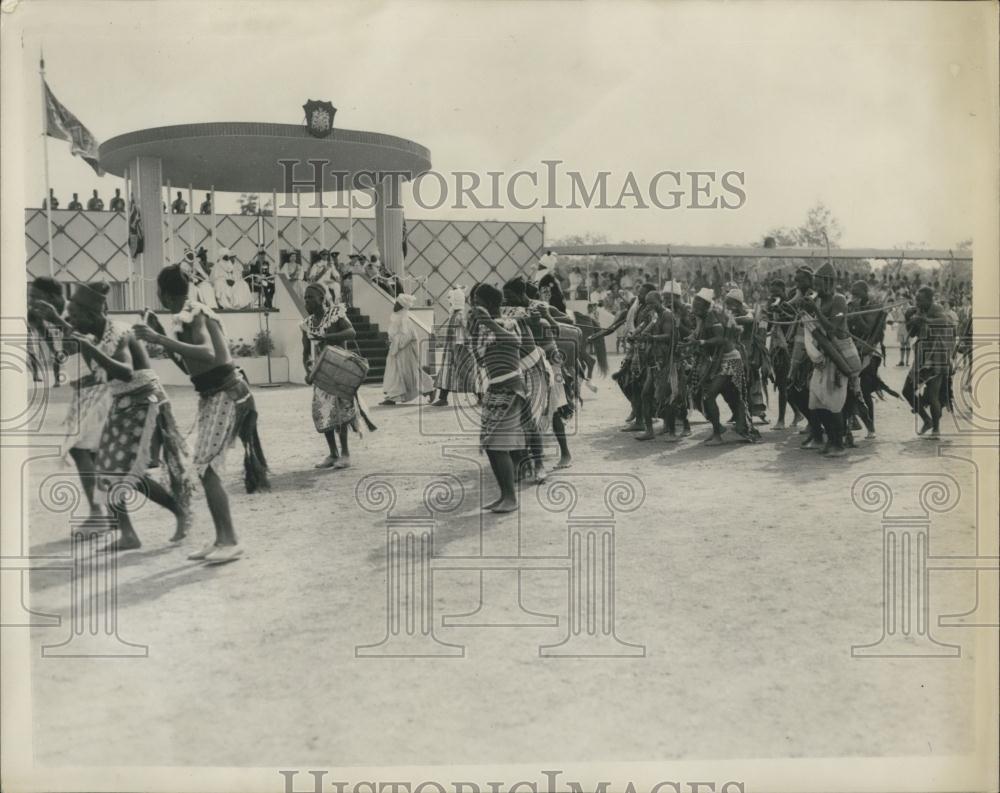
166, 180, 174, 264
347, 188, 354, 256
296, 190, 303, 259
40, 51, 56, 277
210, 185, 217, 264
319, 190, 325, 252
271, 189, 279, 279
125, 166, 135, 309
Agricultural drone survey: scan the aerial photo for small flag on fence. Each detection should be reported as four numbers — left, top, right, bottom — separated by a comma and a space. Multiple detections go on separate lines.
43, 78, 103, 175
128, 199, 144, 258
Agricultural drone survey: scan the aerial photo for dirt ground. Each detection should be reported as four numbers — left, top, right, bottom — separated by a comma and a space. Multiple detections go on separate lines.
24, 353, 985, 767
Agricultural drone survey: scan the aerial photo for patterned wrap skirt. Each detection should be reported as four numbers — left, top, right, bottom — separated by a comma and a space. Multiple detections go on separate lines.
63, 380, 111, 453
312, 386, 358, 433
434, 310, 477, 393
96, 370, 195, 511
480, 388, 527, 452
190, 365, 270, 493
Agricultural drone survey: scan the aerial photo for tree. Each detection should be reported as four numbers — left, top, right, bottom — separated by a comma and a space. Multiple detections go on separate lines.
763, 201, 844, 248
237, 193, 274, 216
238, 193, 259, 215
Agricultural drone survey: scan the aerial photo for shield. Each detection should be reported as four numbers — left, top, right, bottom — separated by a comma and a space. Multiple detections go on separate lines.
303, 100, 337, 139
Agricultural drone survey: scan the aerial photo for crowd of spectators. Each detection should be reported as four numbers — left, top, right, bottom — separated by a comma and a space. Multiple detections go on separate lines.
42, 189, 214, 214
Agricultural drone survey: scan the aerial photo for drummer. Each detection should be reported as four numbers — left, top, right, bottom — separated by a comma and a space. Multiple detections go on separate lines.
301, 282, 373, 469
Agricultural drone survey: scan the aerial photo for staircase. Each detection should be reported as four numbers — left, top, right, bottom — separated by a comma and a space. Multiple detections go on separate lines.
347, 306, 389, 384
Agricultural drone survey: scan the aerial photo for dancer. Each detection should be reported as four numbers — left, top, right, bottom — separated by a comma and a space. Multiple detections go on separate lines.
902, 286, 954, 439
502, 277, 556, 482
133, 265, 270, 562
634, 291, 677, 441
724, 288, 769, 424
799, 263, 861, 457
525, 281, 578, 469
432, 284, 476, 406
30, 279, 110, 524
380, 294, 434, 405
26, 277, 64, 386
469, 283, 526, 513
589, 283, 656, 429
301, 282, 374, 469
659, 280, 692, 439
763, 279, 800, 430
34, 283, 194, 551
847, 280, 894, 439
688, 288, 758, 445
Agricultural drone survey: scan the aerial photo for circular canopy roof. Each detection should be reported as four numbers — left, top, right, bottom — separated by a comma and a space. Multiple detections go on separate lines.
99, 122, 431, 193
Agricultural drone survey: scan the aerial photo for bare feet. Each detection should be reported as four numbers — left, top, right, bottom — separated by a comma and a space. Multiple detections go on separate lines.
315, 455, 338, 469
532, 464, 548, 484
772, 420, 785, 430
187, 542, 218, 560
431, 399, 449, 407
826, 447, 847, 458
703, 434, 725, 446
100, 535, 141, 553
635, 430, 655, 441
481, 496, 504, 511
490, 497, 518, 514
204, 544, 243, 563
662, 433, 681, 443
333, 456, 351, 470
619, 423, 641, 432
169, 510, 192, 543
553, 456, 573, 469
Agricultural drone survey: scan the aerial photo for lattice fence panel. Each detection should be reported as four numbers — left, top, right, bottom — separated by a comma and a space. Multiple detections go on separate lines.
403, 219, 542, 323
24, 211, 542, 321
25, 209, 130, 284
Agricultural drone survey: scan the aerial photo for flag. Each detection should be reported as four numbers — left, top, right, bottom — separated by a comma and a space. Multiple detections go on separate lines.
402, 218, 408, 259
43, 79, 102, 175
128, 199, 144, 258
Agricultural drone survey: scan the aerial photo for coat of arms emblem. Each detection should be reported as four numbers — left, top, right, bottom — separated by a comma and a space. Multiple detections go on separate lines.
303, 100, 337, 138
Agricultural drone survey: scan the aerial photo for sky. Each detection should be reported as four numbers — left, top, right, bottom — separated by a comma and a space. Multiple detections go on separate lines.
9, 0, 997, 249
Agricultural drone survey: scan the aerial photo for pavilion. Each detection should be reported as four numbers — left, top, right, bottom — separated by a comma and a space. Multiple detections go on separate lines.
99, 121, 431, 305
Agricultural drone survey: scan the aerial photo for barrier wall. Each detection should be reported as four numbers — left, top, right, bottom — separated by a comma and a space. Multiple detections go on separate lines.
25, 209, 543, 321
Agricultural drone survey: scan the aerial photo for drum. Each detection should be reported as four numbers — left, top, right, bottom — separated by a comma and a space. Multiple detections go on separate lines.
312, 344, 369, 400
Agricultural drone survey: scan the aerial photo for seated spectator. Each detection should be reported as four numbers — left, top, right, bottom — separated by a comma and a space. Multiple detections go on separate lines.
212, 248, 252, 309
181, 248, 219, 308
199, 193, 212, 215
67, 192, 83, 211
171, 191, 187, 214
86, 190, 104, 211
246, 245, 275, 309
108, 188, 125, 213
281, 250, 304, 281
